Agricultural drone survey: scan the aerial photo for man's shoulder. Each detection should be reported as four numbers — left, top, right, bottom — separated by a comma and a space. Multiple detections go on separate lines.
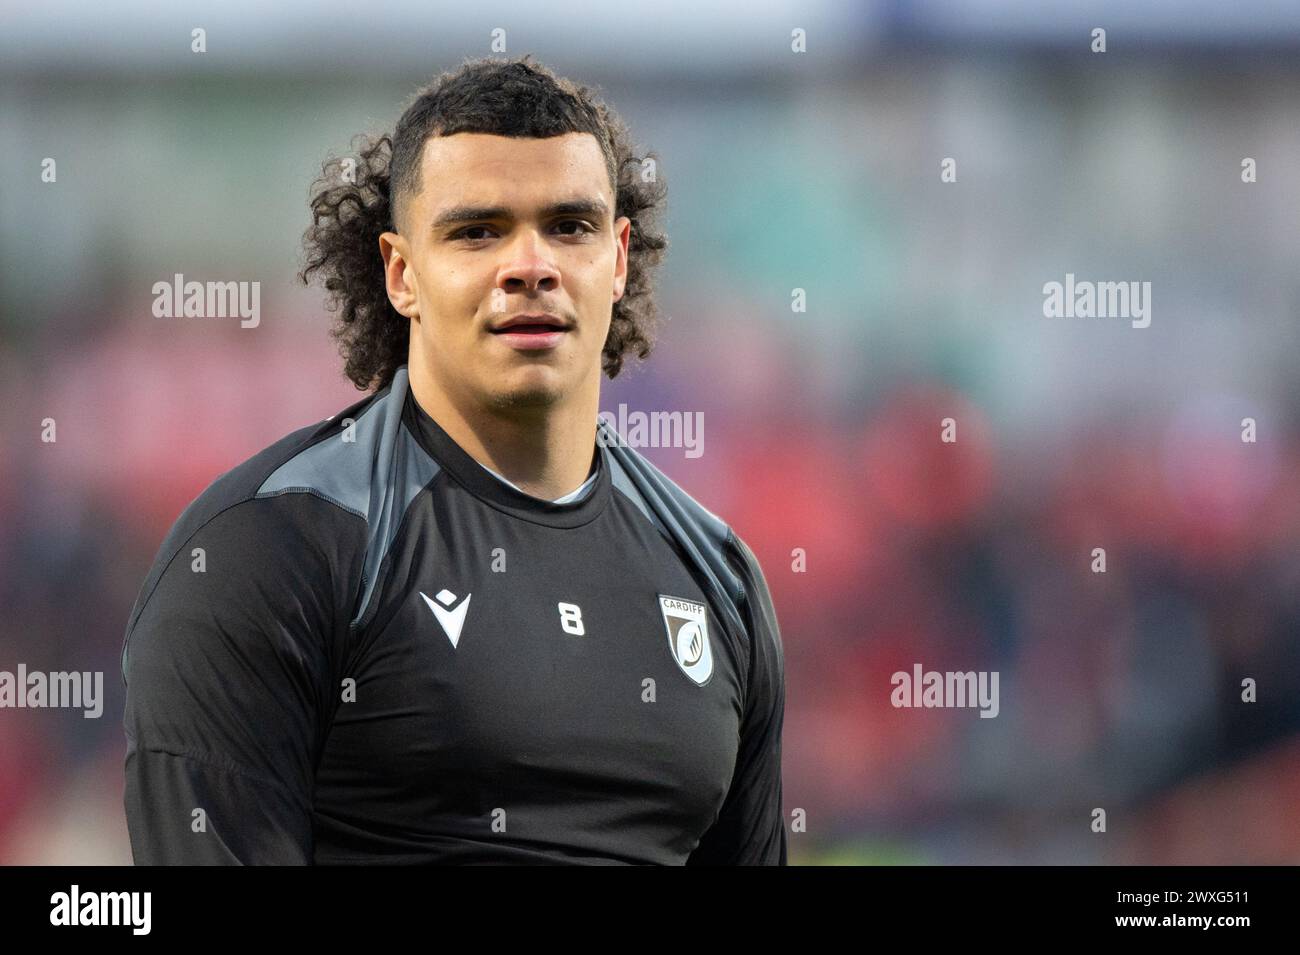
601, 421, 731, 539
128, 368, 445, 640
165, 388, 385, 548
124, 387, 391, 625
600, 421, 763, 634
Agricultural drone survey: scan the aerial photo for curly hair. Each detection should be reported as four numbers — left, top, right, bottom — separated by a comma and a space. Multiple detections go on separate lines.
299, 55, 669, 393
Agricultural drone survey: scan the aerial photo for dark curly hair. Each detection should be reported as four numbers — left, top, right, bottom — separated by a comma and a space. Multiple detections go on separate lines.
299, 54, 669, 393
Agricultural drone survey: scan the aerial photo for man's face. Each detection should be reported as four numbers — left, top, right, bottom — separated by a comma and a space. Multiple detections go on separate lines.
380, 131, 630, 414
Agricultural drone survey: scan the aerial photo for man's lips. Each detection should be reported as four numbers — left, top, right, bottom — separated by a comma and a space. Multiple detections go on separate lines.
489, 313, 571, 333
490, 323, 565, 334
489, 320, 569, 351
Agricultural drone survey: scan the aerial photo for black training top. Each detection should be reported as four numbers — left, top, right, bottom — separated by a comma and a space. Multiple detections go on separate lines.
120, 366, 786, 865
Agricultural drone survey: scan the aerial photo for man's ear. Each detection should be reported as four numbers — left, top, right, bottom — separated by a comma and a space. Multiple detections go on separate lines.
379, 231, 419, 318
612, 215, 631, 303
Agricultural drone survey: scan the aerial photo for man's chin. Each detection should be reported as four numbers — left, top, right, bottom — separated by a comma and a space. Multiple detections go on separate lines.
484, 375, 565, 413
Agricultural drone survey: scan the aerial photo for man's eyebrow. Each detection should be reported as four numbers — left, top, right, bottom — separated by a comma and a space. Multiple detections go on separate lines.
431, 198, 609, 231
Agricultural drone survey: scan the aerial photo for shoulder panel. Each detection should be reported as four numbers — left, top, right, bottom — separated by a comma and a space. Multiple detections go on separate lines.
256, 367, 438, 627
600, 418, 747, 645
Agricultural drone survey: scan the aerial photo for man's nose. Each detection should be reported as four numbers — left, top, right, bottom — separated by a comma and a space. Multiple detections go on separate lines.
497, 228, 561, 293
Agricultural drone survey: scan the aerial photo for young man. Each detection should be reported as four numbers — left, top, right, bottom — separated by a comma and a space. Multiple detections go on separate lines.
122, 56, 786, 865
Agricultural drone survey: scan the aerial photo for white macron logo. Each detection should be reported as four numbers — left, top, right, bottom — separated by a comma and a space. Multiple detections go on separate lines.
420, 589, 471, 648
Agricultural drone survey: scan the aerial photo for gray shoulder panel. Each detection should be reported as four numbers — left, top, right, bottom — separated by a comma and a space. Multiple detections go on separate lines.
605, 442, 669, 538
599, 418, 746, 643
256, 367, 438, 627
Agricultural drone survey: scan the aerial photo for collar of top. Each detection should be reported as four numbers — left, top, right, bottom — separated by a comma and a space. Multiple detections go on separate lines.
401, 382, 611, 529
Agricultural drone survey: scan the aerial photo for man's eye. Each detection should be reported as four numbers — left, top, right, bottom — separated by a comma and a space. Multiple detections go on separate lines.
554, 220, 594, 236
453, 221, 592, 242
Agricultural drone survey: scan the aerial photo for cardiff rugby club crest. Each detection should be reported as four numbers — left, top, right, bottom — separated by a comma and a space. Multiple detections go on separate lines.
658, 594, 713, 686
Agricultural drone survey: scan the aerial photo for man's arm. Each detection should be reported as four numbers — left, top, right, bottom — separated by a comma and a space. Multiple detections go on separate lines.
688, 531, 787, 865
122, 495, 357, 864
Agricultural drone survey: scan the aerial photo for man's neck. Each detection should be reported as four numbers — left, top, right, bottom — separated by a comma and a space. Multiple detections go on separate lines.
407, 362, 599, 502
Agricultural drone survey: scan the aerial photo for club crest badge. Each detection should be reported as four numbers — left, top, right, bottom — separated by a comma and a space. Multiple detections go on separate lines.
658, 594, 713, 686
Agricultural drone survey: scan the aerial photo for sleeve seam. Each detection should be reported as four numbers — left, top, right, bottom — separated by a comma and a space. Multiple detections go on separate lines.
724, 530, 758, 722
132, 742, 310, 812
121, 494, 367, 685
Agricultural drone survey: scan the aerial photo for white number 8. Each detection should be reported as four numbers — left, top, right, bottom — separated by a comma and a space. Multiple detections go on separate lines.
558, 602, 585, 635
